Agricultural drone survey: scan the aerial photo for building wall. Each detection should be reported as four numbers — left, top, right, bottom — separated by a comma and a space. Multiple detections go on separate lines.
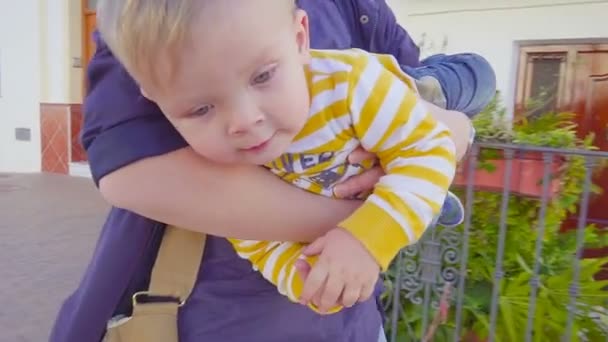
68, 0, 84, 103
0, 0, 41, 172
389, 0, 608, 115
2, 1, 606, 172
39, 0, 83, 103
0, 0, 83, 173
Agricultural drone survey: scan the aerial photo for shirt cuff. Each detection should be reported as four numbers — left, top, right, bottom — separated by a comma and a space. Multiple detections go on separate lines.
86, 117, 187, 185
338, 201, 408, 271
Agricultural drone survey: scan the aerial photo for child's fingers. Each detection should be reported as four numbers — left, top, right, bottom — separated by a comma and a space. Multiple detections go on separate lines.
302, 236, 326, 256
299, 260, 328, 305
340, 282, 361, 308
294, 259, 311, 280
311, 288, 324, 309
357, 281, 376, 303
318, 272, 345, 313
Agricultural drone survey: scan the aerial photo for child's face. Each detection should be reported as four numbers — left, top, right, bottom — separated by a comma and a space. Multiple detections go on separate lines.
141, 1, 312, 165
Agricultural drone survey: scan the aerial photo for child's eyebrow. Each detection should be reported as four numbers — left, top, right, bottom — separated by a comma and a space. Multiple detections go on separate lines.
238, 41, 282, 76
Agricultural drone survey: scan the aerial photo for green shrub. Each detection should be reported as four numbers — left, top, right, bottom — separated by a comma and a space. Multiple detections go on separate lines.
383, 93, 608, 341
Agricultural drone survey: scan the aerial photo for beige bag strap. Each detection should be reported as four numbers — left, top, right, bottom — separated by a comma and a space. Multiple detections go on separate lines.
104, 226, 205, 342
132, 225, 206, 306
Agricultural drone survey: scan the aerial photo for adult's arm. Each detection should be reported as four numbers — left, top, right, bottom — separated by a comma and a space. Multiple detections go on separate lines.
363, 1, 497, 116
364, 0, 422, 68
355, 1, 473, 152
85, 32, 359, 241
423, 100, 473, 161
100, 149, 359, 241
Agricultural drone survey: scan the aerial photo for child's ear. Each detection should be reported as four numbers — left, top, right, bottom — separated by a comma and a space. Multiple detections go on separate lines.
294, 9, 311, 63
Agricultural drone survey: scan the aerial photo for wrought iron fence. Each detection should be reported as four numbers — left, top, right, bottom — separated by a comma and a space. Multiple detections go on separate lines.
382, 142, 608, 342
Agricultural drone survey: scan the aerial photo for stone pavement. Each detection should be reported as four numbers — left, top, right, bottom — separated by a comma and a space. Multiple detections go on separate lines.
0, 173, 108, 342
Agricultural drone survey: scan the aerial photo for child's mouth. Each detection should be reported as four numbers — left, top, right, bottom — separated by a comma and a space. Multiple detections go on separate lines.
242, 135, 274, 153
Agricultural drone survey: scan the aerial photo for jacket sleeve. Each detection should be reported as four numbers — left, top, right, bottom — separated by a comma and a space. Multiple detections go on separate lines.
82, 31, 187, 184
366, 0, 422, 68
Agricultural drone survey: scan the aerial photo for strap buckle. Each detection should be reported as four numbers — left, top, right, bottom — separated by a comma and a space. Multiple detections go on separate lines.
132, 291, 187, 308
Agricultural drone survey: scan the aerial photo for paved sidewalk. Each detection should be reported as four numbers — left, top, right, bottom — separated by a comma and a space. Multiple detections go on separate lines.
0, 173, 108, 342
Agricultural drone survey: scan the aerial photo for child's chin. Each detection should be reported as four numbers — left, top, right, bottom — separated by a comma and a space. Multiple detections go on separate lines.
218, 151, 269, 166
250, 153, 283, 166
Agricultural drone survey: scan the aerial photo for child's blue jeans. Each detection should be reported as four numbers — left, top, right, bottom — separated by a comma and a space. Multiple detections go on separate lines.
405, 53, 497, 117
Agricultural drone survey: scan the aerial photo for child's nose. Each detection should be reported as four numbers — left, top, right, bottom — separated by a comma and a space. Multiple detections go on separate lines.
228, 112, 265, 136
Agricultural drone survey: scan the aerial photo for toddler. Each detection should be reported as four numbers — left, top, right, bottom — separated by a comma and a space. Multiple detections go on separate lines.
98, 0, 463, 313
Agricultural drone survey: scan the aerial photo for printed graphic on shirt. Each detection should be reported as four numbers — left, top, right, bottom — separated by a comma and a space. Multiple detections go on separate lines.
267, 150, 367, 195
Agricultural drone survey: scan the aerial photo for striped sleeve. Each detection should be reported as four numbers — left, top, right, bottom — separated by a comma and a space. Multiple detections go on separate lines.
227, 238, 341, 313
338, 54, 457, 271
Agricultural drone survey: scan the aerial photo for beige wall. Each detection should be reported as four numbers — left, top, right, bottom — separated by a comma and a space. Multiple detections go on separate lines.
389, 0, 608, 116
0, 0, 41, 172
0, 0, 83, 172
68, 0, 83, 103
39, 0, 83, 104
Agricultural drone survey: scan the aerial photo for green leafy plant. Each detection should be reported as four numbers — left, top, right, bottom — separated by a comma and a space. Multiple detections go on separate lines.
383, 93, 608, 341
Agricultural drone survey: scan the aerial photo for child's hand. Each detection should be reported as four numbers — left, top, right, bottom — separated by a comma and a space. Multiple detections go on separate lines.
298, 228, 380, 313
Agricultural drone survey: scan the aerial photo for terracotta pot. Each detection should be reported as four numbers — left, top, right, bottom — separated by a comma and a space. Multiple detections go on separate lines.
516, 153, 563, 197
462, 332, 488, 342
453, 150, 564, 199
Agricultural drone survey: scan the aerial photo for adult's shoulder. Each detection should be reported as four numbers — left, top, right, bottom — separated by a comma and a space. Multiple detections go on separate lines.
82, 31, 186, 184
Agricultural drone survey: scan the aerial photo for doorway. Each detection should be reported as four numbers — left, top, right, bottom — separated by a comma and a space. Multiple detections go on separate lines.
82, 0, 97, 93
516, 43, 608, 228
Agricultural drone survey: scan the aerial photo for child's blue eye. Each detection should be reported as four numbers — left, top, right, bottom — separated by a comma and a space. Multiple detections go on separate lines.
252, 67, 276, 85
190, 104, 214, 117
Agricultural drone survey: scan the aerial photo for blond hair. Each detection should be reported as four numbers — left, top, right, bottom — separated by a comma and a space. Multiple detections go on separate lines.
98, 0, 299, 88
97, 0, 200, 88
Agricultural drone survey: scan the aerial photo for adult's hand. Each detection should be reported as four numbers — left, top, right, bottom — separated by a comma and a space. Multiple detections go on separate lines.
333, 148, 382, 199
334, 104, 473, 198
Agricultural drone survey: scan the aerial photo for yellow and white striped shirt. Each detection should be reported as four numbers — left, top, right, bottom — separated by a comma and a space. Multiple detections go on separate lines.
229, 49, 456, 312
